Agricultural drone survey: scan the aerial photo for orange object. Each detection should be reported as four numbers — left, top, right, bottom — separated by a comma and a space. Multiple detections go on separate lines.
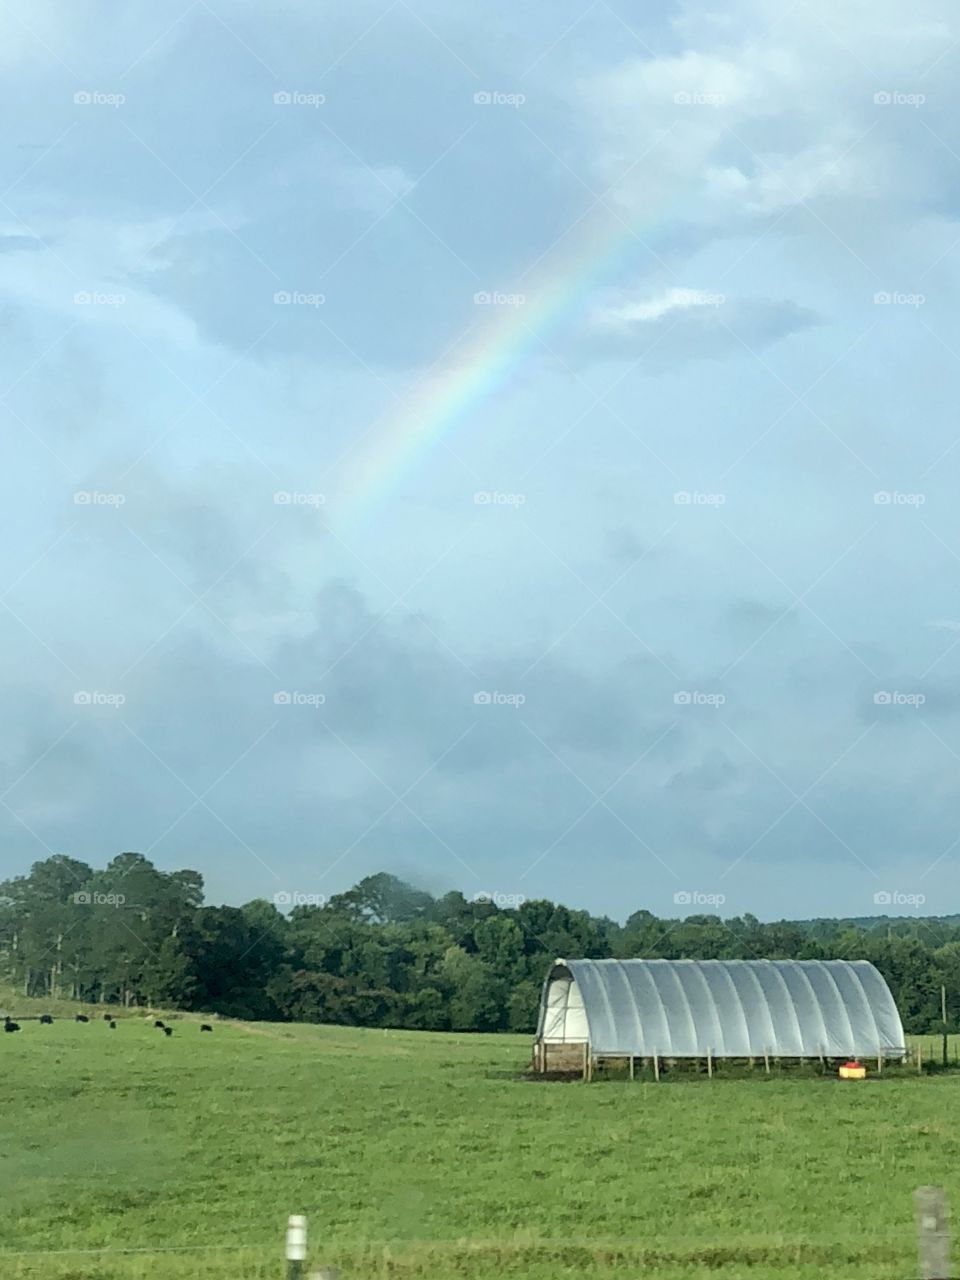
839, 1060, 866, 1080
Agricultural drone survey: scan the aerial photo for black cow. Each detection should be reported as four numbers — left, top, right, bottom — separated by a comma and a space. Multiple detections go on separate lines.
75, 1014, 89, 1023
163, 1026, 173, 1037
154, 1020, 165, 1029
200, 1024, 213, 1032
4, 1020, 20, 1033
39, 1015, 53, 1025
103, 1013, 112, 1021
109, 1021, 117, 1030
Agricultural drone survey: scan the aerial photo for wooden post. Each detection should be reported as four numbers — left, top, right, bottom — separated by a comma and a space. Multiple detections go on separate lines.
763, 1048, 770, 1074
707, 1048, 713, 1079
587, 1053, 594, 1083
581, 1042, 588, 1082
942, 986, 949, 1069
653, 1053, 660, 1082
628, 1055, 634, 1082
918, 1043, 923, 1075
878, 1052, 883, 1075
916, 1186, 950, 1280
286, 1215, 307, 1280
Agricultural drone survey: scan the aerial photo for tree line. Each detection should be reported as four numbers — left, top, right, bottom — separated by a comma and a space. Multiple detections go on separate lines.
1, 854, 958, 1033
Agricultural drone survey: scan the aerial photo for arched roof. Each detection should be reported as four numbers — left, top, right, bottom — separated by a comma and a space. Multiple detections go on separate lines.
537, 958, 906, 1058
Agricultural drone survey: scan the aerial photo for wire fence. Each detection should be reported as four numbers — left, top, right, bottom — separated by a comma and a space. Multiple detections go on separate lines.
0, 1195, 954, 1279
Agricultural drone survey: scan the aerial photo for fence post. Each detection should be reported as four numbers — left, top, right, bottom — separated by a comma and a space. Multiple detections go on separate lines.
916, 1186, 950, 1280
287, 1214, 307, 1280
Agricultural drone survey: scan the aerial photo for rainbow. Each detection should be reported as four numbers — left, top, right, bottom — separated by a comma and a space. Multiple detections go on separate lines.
337, 207, 652, 524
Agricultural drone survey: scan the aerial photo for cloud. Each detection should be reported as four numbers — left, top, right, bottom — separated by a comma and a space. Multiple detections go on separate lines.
580, 291, 818, 366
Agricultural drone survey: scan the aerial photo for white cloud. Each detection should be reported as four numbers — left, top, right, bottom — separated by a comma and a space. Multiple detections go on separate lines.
592, 286, 726, 328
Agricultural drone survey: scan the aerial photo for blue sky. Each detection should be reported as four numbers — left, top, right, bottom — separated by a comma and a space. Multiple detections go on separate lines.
2, 0, 960, 921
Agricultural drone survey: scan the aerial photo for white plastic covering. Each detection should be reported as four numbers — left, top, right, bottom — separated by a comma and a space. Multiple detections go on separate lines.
537, 958, 906, 1058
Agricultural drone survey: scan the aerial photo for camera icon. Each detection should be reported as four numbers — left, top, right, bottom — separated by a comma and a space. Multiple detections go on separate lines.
273, 291, 291, 305
873, 291, 891, 305
874, 92, 892, 105
73, 491, 92, 504
273, 91, 292, 105
473, 91, 492, 105
673, 691, 691, 705
73, 891, 92, 904
673, 890, 692, 905
473, 491, 491, 504
473, 691, 492, 705
73, 691, 92, 705
673, 491, 691, 504
273, 491, 292, 504
274, 691, 292, 704
873, 890, 892, 905
873, 691, 892, 704
674, 91, 692, 104
273, 890, 293, 905
473, 291, 491, 305
73, 91, 92, 105
873, 491, 891, 504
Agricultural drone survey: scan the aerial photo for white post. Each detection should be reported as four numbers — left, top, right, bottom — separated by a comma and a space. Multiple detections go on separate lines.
287, 1214, 307, 1280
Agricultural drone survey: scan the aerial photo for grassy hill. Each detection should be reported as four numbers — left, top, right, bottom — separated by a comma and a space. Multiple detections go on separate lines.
1, 1011, 958, 1279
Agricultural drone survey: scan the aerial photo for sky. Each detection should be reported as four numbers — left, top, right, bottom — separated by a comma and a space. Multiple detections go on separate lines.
2, 0, 960, 922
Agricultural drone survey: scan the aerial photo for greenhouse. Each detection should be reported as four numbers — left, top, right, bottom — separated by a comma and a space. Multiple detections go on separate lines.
533, 957, 906, 1072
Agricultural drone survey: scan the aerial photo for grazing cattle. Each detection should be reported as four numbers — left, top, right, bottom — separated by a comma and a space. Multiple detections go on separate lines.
109, 1021, 117, 1030
154, 1020, 165, 1029
39, 1015, 53, 1025
103, 1013, 112, 1021
75, 1014, 89, 1023
4, 1020, 20, 1033
200, 1024, 213, 1032
163, 1026, 173, 1037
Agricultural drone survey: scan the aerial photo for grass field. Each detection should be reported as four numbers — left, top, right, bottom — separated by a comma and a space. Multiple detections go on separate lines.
1, 1006, 958, 1280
